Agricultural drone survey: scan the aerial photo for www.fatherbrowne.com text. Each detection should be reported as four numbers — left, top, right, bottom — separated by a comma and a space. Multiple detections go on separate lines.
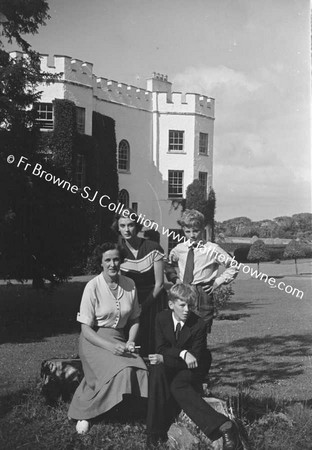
9, 155, 304, 299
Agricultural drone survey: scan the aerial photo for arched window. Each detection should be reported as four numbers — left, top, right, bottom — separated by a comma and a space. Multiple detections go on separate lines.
118, 140, 130, 171
118, 189, 130, 208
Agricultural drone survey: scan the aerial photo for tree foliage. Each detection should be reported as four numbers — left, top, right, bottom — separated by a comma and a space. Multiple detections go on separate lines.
215, 213, 312, 240
0, 159, 90, 284
0, 0, 92, 286
247, 239, 270, 271
205, 187, 216, 242
184, 180, 216, 241
0, 0, 56, 130
184, 179, 207, 215
0, 0, 50, 50
283, 239, 306, 275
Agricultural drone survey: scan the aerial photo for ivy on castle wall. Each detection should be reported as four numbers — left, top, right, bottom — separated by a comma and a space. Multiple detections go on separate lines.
1, 95, 119, 280
52, 99, 76, 175
37, 99, 76, 177
37, 100, 119, 267
89, 112, 119, 243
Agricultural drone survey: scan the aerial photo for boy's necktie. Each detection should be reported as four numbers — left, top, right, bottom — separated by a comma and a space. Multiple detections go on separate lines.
183, 246, 194, 284
175, 322, 181, 341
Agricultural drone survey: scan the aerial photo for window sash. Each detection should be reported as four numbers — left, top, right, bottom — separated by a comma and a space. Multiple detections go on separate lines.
118, 141, 130, 171
199, 132, 208, 154
118, 189, 130, 208
198, 171, 208, 193
169, 130, 184, 152
36, 103, 53, 129
76, 107, 86, 134
168, 170, 183, 198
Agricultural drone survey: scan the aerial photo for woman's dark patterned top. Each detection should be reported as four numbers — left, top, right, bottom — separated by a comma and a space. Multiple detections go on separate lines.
120, 238, 164, 290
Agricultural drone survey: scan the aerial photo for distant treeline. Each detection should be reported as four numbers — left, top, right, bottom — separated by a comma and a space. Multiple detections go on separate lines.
216, 213, 312, 240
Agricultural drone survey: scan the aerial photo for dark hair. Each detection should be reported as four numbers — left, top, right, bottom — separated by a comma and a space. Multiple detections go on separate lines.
168, 283, 197, 306
93, 242, 126, 271
144, 229, 160, 244
111, 208, 143, 235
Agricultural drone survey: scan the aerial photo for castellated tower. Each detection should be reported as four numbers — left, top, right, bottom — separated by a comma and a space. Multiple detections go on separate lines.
29, 53, 215, 253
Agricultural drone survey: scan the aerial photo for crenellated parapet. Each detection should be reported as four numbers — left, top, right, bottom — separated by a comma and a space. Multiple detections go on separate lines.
39, 54, 94, 87
155, 92, 214, 118
39, 53, 153, 109
10, 51, 213, 115
93, 76, 152, 109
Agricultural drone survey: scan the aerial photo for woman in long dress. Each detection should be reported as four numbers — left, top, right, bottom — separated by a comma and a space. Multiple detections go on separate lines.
68, 242, 148, 434
112, 209, 167, 357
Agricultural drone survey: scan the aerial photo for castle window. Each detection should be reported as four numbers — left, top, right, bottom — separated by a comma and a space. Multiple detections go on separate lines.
168, 130, 184, 152
198, 171, 208, 197
168, 170, 183, 199
76, 107, 86, 134
35, 103, 53, 129
199, 132, 209, 155
118, 140, 130, 171
118, 189, 130, 208
76, 155, 86, 189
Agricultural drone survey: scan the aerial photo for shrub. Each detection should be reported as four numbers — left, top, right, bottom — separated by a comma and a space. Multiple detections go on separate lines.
213, 283, 235, 316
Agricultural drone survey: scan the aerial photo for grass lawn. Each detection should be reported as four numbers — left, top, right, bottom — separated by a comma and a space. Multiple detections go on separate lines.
0, 259, 311, 449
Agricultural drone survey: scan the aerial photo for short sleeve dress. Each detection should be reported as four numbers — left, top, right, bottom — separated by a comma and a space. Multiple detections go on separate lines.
120, 238, 168, 356
68, 273, 148, 420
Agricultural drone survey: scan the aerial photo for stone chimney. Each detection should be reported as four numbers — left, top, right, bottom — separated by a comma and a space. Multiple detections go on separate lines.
147, 72, 172, 94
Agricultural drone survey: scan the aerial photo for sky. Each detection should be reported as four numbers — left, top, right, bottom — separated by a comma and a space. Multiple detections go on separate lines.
24, 0, 311, 222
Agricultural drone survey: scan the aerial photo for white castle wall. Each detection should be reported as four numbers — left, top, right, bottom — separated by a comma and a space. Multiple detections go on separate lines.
193, 114, 214, 190
155, 92, 215, 118
30, 53, 215, 252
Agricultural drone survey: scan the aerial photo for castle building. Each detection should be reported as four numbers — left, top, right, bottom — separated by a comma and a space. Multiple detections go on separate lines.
20, 52, 215, 253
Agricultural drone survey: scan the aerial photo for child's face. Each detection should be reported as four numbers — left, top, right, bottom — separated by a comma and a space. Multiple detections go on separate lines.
169, 299, 190, 322
183, 226, 203, 244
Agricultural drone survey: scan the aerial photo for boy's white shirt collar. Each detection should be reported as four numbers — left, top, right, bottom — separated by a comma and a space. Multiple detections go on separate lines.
186, 239, 206, 249
172, 312, 186, 330
172, 313, 188, 360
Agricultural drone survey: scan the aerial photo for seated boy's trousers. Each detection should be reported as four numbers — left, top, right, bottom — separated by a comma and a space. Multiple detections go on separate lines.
193, 284, 214, 333
146, 364, 227, 440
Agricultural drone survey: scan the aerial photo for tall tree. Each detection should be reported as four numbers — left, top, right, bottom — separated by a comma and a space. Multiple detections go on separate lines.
184, 179, 207, 215
283, 240, 306, 275
292, 213, 312, 235
204, 187, 216, 242
221, 217, 253, 237
0, 0, 54, 131
0, 0, 90, 286
247, 239, 270, 271
184, 180, 216, 241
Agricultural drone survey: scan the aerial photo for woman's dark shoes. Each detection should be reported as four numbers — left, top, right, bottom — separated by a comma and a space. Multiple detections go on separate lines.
219, 421, 243, 450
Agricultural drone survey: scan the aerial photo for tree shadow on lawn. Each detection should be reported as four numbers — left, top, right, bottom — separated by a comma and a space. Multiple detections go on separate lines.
216, 300, 268, 320
220, 301, 259, 312
228, 390, 312, 423
0, 282, 85, 344
210, 333, 312, 389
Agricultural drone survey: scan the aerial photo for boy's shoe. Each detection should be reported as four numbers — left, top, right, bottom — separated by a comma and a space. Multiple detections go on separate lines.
76, 420, 90, 434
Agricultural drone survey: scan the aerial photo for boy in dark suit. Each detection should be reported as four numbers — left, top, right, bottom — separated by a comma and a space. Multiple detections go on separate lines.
146, 283, 242, 449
